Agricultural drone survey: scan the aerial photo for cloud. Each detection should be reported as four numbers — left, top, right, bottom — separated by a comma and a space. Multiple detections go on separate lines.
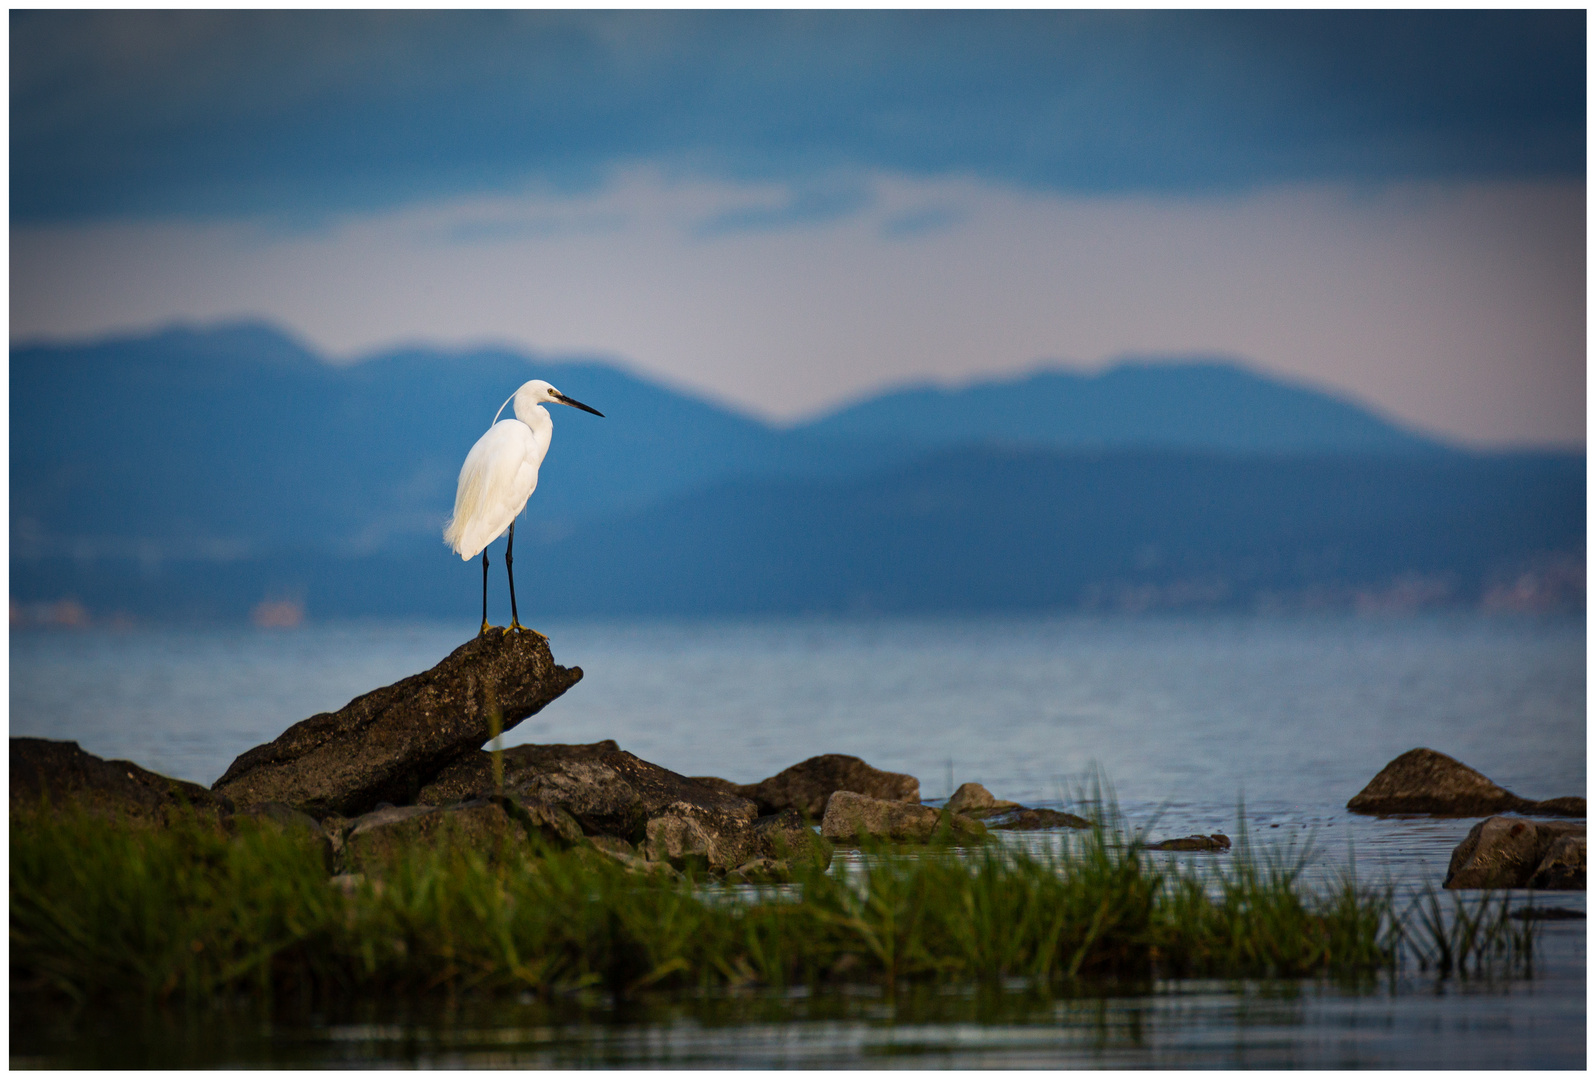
880, 206, 967, 239
693, 183, 872, 237
11, 171, 1583, 448
11, 10, 1585, 223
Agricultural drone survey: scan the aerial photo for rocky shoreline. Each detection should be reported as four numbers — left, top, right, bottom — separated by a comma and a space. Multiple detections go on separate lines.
9, 631, 1586, 892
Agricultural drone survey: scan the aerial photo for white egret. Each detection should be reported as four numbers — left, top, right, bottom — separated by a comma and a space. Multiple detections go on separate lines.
444, 379, 603, 634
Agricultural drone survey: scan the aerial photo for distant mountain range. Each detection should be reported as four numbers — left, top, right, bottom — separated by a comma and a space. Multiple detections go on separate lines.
801, 363, 1447, 455
10, 322, 1583, 621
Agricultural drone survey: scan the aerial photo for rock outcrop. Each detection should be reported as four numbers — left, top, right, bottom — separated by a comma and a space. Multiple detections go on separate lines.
1444, 816, 1586, 890
11, 737, 229, 825
213, 630, 583, 816
1348, 748, 1586, 818
945, 782, 1022, 817
695, 754, 920, 818
820, 790, 985, 844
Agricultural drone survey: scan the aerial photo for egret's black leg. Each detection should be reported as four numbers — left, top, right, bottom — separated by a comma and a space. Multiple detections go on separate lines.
480, 550, 491, 635
505, 521, 525, 633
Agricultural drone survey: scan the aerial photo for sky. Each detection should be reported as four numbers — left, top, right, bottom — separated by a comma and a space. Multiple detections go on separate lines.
9, 10, 1587, 446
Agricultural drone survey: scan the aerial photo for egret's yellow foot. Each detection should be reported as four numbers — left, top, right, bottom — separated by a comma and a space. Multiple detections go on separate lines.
504, 620, 529, 635
479, 620, 492, 636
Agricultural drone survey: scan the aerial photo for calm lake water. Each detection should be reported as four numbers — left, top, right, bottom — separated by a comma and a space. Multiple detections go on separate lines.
9, 613, 1586, 1067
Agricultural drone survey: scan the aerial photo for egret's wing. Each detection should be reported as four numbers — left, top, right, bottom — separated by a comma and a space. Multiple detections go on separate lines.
443, 421, 537, 558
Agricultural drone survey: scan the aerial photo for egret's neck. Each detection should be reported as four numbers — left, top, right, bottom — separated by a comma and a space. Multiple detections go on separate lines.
512, 399, 552, 434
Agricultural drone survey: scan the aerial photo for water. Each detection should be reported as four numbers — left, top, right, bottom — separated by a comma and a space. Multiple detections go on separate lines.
9, 612, 1586, 1067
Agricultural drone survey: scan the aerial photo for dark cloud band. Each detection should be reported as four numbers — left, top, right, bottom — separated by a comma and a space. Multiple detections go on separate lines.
10, 10, 1585, 223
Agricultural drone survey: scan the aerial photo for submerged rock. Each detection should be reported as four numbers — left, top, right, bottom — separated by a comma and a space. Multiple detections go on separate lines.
937, 782, 1090, 831
1347, 748, 1585, 818
1148, 834, 1232, 852
945, 782, 1022, 817
698, 755, 920, 819
10, 737, 228, 825
820, 790, 985, 844
212, 631, 583, 817
985, 807, 1093, 831
1511, 906, 1585, 920
1444, 816, 1586, 890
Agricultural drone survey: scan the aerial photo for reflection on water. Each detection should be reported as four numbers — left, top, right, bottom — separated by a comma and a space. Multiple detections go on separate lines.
9, 614, 1585, 1067
12, 928, 1585, 1069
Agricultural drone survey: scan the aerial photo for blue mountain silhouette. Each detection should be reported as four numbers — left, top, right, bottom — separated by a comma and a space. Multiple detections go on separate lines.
10, 322, 1579, 619
798, 362, 1447, 454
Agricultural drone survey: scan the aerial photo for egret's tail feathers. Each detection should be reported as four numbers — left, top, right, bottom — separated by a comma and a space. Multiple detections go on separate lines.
443, 514, 475, 559
446, 453, 491, 558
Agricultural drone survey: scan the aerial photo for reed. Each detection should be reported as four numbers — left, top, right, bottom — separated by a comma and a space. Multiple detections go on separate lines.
10, 800, 1536, 1006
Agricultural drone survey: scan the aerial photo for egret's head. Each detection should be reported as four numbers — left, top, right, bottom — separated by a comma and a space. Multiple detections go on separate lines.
528, 380, 604, 416
500, 379, 605, 424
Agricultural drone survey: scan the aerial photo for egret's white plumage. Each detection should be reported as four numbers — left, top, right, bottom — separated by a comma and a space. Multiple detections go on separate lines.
445, 379, 603, 631
445, 397, 553, 560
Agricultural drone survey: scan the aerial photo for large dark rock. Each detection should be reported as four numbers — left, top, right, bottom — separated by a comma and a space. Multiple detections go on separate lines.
1347, 748, 1586, 818
212, 631, 582, 817
11, 737, 228, 825
418, 740, 761, 872
1445, 816, 1586, 889
697, 754, 920, 818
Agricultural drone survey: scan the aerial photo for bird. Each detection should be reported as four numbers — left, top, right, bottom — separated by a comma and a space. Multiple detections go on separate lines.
444, 379, 603, 635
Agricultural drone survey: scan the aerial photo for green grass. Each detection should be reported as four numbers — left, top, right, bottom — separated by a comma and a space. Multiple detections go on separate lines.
10, 802, 1536, 1007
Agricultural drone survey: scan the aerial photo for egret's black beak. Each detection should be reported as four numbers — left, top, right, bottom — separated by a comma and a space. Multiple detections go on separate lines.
553, 392, 604, 417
